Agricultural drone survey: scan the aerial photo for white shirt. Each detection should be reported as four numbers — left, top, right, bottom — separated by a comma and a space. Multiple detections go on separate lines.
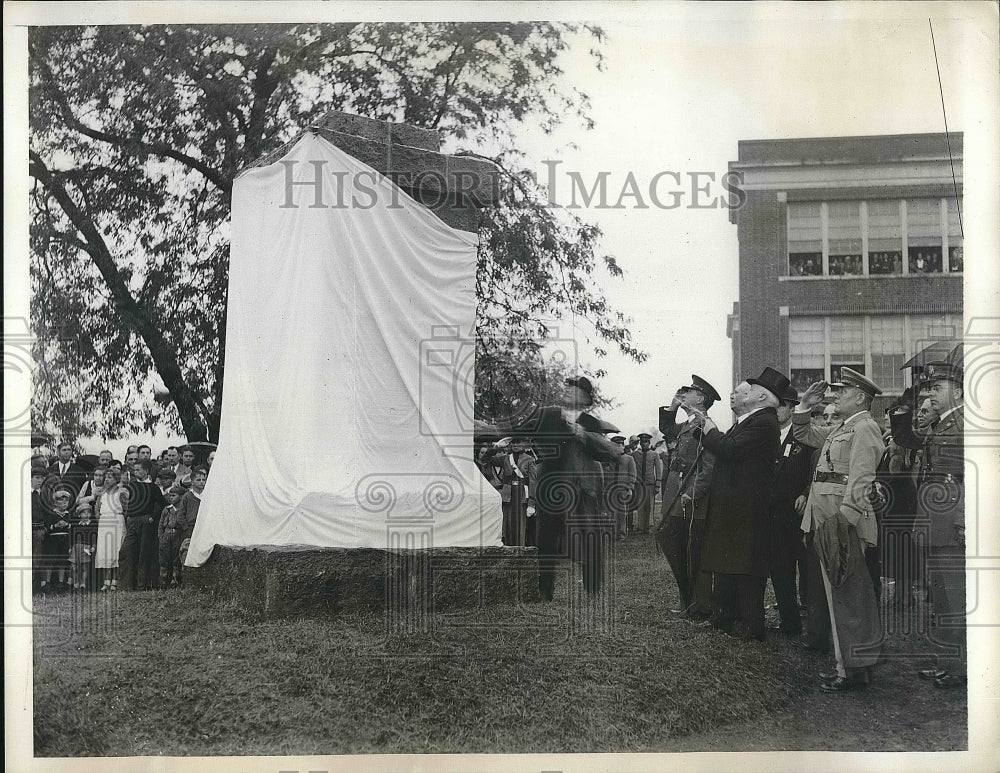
779, 422, 793, 445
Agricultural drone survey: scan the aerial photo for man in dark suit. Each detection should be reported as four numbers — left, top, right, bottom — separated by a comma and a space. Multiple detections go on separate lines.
499, 376, 623, 600
46, 441, 88, 499
689, 367, 785, 642
768, 385, 814, 636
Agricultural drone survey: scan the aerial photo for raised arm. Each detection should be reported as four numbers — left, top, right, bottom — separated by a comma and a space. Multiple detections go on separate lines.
791, 410, 834, 449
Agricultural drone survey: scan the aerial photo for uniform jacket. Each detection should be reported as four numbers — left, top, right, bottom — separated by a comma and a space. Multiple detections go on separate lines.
890, 405, 964, 547
659, 407, 716, 520
630, 447, 663, 487
500, 407, 622, 520
792, 409, 884, 547
699, 407, 780, 577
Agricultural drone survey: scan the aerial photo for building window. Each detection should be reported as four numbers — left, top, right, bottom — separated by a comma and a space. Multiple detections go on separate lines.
870, 316, 906, 391
789, 317, 824, 391
787, 202, 822, 276
828, 202, 863, 276
867, 199, 903, 274
788, 313, 961, 394
907, 199, 943, 274
829, 317, 865, 380
785, 197, 961, 277
947, 198, 963, 272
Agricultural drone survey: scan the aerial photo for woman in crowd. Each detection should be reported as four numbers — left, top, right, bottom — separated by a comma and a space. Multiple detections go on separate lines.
95, 466, 128, 591
76, 464, 107, 510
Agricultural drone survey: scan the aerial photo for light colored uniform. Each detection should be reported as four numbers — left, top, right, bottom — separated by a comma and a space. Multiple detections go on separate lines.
793, 409, 885, 680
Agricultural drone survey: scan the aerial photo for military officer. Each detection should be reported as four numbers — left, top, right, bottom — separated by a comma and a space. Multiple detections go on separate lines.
890, 361, 966, 688
631, 432, 663, 534
609, 435, 637, 541
655, 375, 720, 618
793, 367, 885, 692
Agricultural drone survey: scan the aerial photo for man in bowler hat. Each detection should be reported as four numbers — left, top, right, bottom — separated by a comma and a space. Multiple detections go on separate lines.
688, 368, 785, 641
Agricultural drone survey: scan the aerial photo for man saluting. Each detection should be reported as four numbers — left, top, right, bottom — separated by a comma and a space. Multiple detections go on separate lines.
793, 368, 885, 692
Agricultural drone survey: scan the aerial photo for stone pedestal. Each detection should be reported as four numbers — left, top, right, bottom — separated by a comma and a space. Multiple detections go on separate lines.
185, 545, 539, 620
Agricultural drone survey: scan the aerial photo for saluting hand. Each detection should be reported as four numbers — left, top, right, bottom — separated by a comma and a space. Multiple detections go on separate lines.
800, 381, 828, 410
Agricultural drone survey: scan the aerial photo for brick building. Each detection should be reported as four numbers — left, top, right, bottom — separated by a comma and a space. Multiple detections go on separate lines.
726, 133, 963, 414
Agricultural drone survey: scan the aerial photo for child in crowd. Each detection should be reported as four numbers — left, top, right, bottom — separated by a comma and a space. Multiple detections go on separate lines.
155, 467, 176, 495
42, 488, 74, 590
158, 486, 186, 586
69, 502, 96, 590
176, 467, 207, 567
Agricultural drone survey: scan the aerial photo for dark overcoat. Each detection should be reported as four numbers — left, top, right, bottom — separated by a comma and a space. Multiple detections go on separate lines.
698, 407, 780, 577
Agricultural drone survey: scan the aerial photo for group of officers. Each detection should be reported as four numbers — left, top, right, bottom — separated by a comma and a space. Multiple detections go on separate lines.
480, 361, 966, 694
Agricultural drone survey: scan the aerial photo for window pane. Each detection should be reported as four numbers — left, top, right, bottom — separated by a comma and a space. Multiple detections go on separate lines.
788, 202, 822, 276
947, 198, 964, 272
829, 317, 863, 356
828, 201, 862, 275
870, 315, 905, 390
907, 199, 942, 273
789, 317, 824, 390
868, 200, 903, 274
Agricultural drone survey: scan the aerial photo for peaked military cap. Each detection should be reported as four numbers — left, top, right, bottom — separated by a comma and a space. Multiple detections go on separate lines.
747, 367, 792, 401
782, 385, 800, 405
688, 374, 722, 403
923, 361, 963, 385
637, 432, 653, 440
830, 366, 883, 397
611, 435, 626, 444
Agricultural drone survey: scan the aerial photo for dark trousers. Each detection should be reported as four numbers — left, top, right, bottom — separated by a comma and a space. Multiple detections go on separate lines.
158, 529, 183, 585
119, 516, 160, 590
538, 512, 609, 600
658, 514, 711, 613
711, 573, 767, 641
769, 513, 805, 634
803, 534, 832, 650
927, 546, 966, 677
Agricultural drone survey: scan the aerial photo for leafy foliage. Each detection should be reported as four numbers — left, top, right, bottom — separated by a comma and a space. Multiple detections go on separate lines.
29, 23, 642, 442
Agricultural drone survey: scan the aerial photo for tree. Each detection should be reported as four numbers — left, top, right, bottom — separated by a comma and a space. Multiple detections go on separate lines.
29, 23, 644, 443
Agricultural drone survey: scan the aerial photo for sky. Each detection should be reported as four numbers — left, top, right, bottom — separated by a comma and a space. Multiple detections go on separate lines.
508, 10, 996, 435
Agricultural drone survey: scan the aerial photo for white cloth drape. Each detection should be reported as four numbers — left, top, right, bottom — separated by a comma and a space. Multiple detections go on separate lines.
186, 133, 502, 566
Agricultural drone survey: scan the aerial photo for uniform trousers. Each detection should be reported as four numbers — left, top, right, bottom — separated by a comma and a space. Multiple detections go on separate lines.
634, 484, 657, 533
119, 516, 160, 590
927, 545, 966, 677
710, 573, 767, 641
658, 513, 712, 613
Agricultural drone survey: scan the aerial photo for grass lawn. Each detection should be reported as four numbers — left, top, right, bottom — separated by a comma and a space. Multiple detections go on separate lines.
32, 535, 967, 756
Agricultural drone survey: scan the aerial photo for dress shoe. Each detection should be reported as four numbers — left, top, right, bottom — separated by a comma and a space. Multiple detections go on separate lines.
819, 675, 867, 693
818, 670, 840, 683
918, 668, 947, 681
933, 673, 967, 689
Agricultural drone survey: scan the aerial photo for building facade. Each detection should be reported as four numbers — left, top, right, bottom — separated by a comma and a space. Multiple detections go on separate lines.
727, 133, 963, 413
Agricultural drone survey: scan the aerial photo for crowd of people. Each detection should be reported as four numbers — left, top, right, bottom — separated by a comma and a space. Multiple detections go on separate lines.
30, 443, 215, 593
476, 361, 967, 693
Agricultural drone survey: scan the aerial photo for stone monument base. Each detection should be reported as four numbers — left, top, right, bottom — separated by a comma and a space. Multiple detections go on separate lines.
185, 545, 540, 619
